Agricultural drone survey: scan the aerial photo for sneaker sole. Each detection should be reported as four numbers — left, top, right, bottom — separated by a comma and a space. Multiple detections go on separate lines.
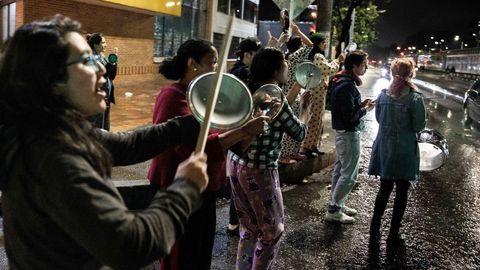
324, 216, 355, 224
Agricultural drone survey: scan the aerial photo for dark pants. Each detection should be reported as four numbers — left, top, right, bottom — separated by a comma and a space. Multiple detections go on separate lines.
370, 179, 411, 236
162, 192, 217, 270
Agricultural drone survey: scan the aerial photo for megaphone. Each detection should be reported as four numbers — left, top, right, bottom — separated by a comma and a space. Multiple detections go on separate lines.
108, 53, 118, 64
295, 61, 322, 89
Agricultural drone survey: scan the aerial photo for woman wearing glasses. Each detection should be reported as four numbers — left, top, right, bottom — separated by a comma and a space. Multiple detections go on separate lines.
0, 15, 213, 269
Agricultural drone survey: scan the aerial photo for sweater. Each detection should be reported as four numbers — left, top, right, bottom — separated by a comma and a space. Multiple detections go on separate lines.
0, 115, 203, 269
148, 83, 226, 192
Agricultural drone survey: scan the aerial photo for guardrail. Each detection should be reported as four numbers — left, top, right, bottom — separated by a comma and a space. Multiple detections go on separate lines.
421, 68, 480, 81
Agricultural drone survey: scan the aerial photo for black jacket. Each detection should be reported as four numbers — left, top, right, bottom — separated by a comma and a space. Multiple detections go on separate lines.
0, 115, 202, 270
330, 75, 366, 131
229, 60, 250, 84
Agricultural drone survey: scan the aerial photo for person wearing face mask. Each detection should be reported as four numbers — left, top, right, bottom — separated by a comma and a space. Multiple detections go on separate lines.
0, 15, 210, 269
87, 32, 117, 130
148, 39, 267, 270
229, 48, 307, 270
368, 58, 426, 247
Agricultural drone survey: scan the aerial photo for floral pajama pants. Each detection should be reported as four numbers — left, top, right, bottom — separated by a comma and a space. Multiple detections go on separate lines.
229, 159, 285, 270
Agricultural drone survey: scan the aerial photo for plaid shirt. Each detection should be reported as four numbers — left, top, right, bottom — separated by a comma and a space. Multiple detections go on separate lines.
232, 102, 307, 169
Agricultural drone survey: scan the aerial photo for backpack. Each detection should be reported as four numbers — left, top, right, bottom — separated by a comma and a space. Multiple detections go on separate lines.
325, 76, 354, 111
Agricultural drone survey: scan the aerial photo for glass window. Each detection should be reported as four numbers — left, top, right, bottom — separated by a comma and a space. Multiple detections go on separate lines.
8, 2, 15, 36
2, 1, 16, 42
154, 0, 200, 57
218, 0, 229, 14
231, 0, 242, 19
2, 6, 8, 42
213, 33, 240, 59
243, 0, 257, 23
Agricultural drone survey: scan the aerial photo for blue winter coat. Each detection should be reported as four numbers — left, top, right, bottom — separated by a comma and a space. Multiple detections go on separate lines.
368, 88, 426, 181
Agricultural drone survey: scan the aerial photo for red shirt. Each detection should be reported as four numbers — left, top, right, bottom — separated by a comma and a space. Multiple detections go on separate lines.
148, 83, 226, 191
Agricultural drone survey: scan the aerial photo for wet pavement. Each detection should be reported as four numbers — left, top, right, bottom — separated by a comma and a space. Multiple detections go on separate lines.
109, 73, 170, 132
211, 68, 480, 269
1, 69, 480, 269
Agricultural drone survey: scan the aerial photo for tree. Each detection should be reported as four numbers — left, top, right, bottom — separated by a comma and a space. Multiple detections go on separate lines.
331, 0, 387, 57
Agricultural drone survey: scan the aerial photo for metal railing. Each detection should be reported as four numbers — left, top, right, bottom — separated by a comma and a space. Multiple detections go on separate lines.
421, 68, 480, 81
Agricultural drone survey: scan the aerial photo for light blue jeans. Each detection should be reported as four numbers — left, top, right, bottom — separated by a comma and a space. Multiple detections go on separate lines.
329, 130, 361, 212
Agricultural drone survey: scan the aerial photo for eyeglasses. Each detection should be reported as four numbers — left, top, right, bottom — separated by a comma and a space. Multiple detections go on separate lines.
65, 55, 101, 73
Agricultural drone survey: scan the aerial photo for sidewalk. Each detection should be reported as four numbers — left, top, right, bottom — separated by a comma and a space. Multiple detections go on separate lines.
109, 73, 170, 132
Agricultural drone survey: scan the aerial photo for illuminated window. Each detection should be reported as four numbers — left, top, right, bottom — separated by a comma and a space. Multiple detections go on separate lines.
154, 0, 200, 57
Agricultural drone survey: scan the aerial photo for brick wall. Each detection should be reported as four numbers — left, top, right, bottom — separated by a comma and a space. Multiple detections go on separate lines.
21, 0, 157, 74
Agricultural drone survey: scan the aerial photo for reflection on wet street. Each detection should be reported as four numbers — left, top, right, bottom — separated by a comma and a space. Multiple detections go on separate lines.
212, 68, 480, 269
0, 69, 478, 269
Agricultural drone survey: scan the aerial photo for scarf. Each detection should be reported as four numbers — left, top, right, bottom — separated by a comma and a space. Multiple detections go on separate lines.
388, 75, 417, 97
331, 69, 363, 86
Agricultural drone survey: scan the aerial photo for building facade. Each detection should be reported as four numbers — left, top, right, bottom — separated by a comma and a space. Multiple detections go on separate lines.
154, 0, 258, 60
1, 0, 259, 76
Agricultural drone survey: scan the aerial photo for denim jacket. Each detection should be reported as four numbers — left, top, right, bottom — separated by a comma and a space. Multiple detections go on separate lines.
368, 89, 426, 181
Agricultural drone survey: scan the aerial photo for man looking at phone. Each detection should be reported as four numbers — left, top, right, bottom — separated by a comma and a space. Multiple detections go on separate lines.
325, 50, 374, 223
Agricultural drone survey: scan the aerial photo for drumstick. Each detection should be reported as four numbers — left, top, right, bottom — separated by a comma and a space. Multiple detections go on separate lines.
195, 15, 235, 154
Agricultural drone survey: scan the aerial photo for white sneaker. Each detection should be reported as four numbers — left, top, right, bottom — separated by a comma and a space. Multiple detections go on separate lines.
325, 211, 355, 224
342, 205, 358, 216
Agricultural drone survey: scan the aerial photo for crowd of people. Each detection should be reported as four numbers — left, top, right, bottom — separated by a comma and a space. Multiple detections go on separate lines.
0, 14, 425, 270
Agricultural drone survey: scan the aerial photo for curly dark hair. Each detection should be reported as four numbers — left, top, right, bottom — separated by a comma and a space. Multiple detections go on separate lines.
0, 15, 111, 177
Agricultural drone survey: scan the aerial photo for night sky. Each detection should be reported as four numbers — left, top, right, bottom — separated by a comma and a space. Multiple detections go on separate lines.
375, 0, 479, 47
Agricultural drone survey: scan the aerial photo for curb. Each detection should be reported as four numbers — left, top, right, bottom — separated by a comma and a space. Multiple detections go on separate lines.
115, 151, 336, 210
279, 151, 336, 185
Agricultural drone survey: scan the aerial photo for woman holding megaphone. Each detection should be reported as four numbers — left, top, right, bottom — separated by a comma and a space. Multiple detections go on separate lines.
87, 32, 117, 130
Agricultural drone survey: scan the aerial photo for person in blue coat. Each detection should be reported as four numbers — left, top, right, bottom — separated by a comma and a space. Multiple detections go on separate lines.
368, 58, 426, 246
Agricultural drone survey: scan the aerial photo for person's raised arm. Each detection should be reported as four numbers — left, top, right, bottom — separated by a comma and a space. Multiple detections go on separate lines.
291, 22, 313, 47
